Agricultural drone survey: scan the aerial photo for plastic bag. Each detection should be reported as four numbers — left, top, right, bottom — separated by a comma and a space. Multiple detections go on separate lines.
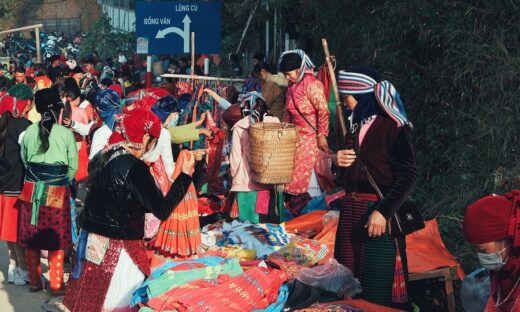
461, 268, 490, 312
295, 259, 362, 298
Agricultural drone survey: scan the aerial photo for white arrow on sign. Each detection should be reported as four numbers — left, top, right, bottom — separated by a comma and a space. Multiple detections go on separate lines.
155, 15, 191, 53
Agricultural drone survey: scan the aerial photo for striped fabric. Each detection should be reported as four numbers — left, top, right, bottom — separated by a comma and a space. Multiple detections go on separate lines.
338, 71, 377, 95
278, 49, 315, 83
239, 91, 265, 123
337, 71, 411, 128
334, 193, 409, 306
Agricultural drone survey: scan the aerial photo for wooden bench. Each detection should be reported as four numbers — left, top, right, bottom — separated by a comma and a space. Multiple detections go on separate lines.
409, 266, 458, 312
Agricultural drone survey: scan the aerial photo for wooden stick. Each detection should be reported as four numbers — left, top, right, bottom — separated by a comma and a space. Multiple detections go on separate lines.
322, 38, 347, 148
191, 32, 195, 76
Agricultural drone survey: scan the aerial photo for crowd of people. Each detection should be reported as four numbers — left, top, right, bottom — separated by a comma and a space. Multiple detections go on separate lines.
0, 47, 518, 312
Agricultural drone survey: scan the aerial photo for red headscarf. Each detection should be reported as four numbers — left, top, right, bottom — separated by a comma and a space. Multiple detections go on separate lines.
143, 87, 170, 100
0, 94, 31, 117
108, 109, 161, 149
132, 95, 158, 111
463, 190, 520, 247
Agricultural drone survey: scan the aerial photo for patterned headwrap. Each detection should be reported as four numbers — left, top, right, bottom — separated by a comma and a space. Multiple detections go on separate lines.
95, 89, 121, 130
125, 89, 145, 106
133, 96, 158, 111
338, 67, 410, 128
151, 95, 179, 123
278, 49, 315, 83
239, 91, 267, 123
107, 109, 162, 150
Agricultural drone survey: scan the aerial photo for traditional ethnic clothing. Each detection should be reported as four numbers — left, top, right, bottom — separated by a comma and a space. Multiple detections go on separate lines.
463, 192, 520, 312
64, 109, 192, 312
19, 88, 77, 292
230, 91, 284, 224
153, 150, 201, 257
282, 69, 334, 195
335, 66, 417, 307
0, 93, 32, 243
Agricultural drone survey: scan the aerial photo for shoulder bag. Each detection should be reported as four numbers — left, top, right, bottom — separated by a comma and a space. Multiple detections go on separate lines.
353, 128, 424, 237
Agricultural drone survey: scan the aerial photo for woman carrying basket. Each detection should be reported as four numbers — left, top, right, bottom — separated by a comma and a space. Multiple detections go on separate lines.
228, 92, 284, 224
278, 50, 334, 216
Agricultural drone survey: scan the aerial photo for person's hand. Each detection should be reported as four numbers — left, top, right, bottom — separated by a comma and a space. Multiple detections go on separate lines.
365, 210, 386, 238
198, 128, 214, 138
336, 149, 357, 167
204, 89, 217, 98
317, 135, 330, 152
63, 118, 73, 128
181, 152, 196, 176
195, 112, 207, 127
192, 149, 208, 161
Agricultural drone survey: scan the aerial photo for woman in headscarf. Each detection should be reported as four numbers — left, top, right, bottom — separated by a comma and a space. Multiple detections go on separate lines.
228, 92, 284, 224
463, 191, 520, 311
334, 66, 417, 307
0, 83, 33, 286
278, 50, 334, 216
63, 109, 195, 312
18, 87, 77, 293
88, 88, 121, 160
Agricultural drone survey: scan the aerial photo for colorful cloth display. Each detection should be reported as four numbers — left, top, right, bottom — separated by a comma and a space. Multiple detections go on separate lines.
132, 256, 243, 307
144, 267, 288, 312
153, 150, 201, 257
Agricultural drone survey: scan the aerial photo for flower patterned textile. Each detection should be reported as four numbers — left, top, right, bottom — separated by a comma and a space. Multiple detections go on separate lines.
283, 72, 334, 195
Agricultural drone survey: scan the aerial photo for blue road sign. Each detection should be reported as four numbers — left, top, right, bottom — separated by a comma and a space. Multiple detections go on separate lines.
136, 1, 221, 55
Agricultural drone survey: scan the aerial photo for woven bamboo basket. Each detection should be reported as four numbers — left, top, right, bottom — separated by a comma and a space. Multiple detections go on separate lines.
249, 122, 297, 184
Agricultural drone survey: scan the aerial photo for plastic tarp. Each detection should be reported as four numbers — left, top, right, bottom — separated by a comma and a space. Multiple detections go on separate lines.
406, 218, 465, 280
286, 213, 464, 280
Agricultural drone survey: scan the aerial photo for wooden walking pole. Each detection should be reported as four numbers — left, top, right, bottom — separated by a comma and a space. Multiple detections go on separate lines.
322, 38, 347, 148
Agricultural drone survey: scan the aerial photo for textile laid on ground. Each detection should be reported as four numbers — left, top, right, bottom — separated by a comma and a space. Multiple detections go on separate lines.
200, 220, 291, 259
132, 256, 243, 307
153, 150, 201, 257
142, 266, 288, 312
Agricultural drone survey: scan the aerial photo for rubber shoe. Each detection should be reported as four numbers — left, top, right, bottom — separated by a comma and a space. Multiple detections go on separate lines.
7, 265, 16, 283
14, 268, 29, 286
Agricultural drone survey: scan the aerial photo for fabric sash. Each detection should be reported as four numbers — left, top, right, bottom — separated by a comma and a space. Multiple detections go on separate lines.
25, 162, 68, 226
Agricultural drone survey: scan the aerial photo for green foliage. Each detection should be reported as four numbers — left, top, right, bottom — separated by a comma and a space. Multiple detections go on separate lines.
0, 0, 18, 20
79, 14, 135, 60
230, 0, 520, 273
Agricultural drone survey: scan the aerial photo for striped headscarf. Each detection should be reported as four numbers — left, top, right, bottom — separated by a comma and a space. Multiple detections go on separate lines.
239, 91, 267, 123
338, 68, 410, 128
278, 49, 315, 83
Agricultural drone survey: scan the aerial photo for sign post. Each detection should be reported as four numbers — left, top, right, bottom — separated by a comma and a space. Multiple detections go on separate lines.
136, 1, 221, 55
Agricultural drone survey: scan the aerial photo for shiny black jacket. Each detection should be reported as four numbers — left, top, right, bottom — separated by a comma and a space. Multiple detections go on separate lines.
81, 148, 191, 240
